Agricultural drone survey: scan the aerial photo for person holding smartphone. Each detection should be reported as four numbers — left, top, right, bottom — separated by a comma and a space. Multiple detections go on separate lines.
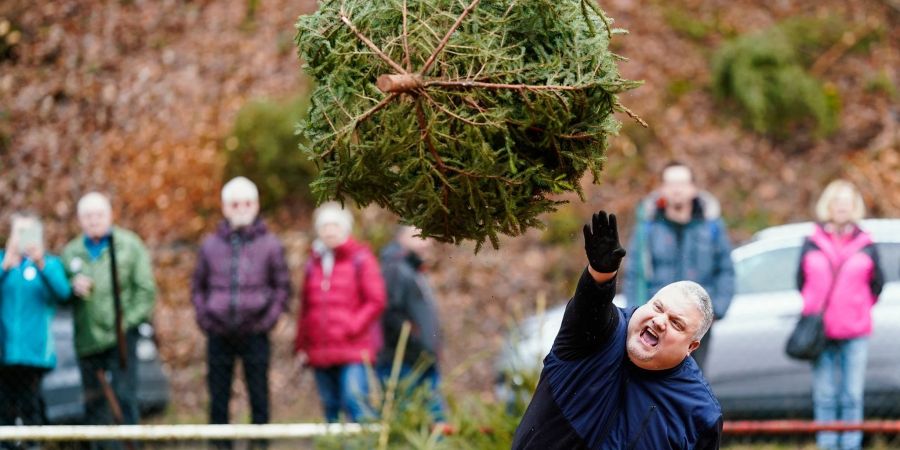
0, 213, 72, 436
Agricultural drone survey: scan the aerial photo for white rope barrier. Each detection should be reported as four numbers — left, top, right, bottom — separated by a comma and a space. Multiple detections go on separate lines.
0, 423, 378, 441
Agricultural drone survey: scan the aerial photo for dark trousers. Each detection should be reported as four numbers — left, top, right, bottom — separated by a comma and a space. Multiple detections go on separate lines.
0, 365, 46, 427
207, 333, 270, 450
0, 365, 45, 450
78, 327, 140, 450
692, 326, 713, 372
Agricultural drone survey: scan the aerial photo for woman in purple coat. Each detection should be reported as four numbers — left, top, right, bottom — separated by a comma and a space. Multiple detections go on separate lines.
191, 177, 291, 450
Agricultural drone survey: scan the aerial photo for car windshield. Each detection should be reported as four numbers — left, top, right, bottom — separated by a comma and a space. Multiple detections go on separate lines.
878, 242, 900, 283
736, 241, 900, 296
735, 246, 802, 295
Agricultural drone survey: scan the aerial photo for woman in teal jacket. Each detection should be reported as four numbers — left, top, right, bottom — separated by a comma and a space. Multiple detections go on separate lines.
0, 213, 71, 428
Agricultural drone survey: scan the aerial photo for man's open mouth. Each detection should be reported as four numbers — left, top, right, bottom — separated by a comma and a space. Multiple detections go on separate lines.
640, 327, 659, 347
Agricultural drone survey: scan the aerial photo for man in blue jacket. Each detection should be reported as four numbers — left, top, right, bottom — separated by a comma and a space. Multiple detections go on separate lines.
623, 162, 735, 370
513, 211, 722, 450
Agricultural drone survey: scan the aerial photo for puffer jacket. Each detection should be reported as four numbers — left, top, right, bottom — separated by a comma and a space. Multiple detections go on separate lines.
191, 219, 291, 335
797, 223, 883, 340
623, 192, 735, 319
295, 238, 386, 367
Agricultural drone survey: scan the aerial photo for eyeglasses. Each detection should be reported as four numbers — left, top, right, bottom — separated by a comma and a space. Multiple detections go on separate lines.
227, 200, 256, 209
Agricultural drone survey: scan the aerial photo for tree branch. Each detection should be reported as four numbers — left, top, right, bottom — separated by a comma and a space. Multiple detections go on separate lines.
323, 93, 400, 157
357, 93, 400, 125
614, 100, 648, 128
339, 8, 408, 74
415, 98, 447, 170
415, 98, 521, 184
810, 30, 866, 77
425, 79, 592, 91
419, 0, 482, 75
420, 90, 498, 127
402, 0, 412, 72
581, 0, 612, 39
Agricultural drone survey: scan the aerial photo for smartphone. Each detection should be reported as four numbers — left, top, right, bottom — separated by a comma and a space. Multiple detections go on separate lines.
15, 222, 43, 253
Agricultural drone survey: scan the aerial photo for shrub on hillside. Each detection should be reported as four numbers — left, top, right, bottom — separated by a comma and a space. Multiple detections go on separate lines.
223, 94, 317, 211
711, 17, 844, 138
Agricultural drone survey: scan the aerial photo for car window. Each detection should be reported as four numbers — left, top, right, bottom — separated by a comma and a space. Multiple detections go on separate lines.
735, 246, 802, 295
876, 242, 900, 283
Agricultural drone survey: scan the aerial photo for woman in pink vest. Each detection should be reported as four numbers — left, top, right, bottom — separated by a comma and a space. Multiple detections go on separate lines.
295, 202, 386, 423
797, 180, 884, 450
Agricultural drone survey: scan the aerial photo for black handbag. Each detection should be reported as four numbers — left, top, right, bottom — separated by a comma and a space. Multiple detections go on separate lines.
785, 259, 846, 361
785, 313, 827, 360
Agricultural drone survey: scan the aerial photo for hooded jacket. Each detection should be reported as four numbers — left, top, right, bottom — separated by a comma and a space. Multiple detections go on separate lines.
0, 252, 71, 368
295, 237, 386, 367
623, 191, 735, 319
191, 219, 291, 336
797, 223, 883, 340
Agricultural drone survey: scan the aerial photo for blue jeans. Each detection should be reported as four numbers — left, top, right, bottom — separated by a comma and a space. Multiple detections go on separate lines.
813, 338, 868, 450
313, 364, 373, 423
377, 363, 446, 423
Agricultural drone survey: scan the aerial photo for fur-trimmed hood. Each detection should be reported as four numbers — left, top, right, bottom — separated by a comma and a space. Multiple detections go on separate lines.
636, 190, 723, 222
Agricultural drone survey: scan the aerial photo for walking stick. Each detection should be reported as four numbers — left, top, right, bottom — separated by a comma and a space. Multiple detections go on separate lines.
95, 369, 125, 424
108, 233, 127, 370
95, 369, 136, 450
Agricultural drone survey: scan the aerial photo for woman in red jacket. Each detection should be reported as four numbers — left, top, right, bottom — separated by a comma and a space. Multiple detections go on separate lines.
797, 180, 884, 450
295, 202, 386, 422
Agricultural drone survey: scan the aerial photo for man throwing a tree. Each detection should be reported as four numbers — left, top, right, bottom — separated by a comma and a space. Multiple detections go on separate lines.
512, 211, 722, 450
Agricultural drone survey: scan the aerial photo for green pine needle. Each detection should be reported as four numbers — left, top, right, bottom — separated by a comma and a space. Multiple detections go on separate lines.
296, 0, 640, 249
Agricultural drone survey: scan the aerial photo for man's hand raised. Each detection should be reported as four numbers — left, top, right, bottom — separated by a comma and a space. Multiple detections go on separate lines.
583, 211, 626, 274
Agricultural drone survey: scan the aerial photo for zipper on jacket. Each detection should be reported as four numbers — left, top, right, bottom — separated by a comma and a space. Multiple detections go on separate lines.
626, 404, 657, 450
229, 234, 242, 330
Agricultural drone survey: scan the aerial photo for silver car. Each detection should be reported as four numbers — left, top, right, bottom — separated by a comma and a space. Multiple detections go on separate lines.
40, 306, 171, 423
496, 219, 900, 419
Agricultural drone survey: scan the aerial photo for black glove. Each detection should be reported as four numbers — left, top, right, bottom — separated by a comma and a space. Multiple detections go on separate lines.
582, 210, 626, 273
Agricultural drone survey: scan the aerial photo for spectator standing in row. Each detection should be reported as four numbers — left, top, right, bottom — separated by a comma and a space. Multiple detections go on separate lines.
295, 202, 385, 423
61, 192, 157, 449
191, 177, 291, 450
798, 180, 884, 450
377, 226, 445, 423
0, 213, 71, 438
623, 162, 735, 370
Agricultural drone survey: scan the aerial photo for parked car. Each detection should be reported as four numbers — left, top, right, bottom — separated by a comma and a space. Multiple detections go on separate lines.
496, 219, 900, 419
40, 306, 170, 423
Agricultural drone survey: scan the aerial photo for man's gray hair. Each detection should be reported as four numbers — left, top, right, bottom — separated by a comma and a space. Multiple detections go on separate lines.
221, 176, 259, 203
77, 192, 112, 216
669, 280, 714, 340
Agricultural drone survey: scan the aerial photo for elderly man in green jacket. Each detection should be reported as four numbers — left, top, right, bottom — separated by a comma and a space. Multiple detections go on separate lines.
62, 192, 156, 440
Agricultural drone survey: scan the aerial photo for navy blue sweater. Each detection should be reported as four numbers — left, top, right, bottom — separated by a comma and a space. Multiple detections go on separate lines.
512, 269, 723, 449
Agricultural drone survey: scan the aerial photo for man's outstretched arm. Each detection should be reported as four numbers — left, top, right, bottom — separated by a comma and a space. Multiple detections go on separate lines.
553, 211, 627, 361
